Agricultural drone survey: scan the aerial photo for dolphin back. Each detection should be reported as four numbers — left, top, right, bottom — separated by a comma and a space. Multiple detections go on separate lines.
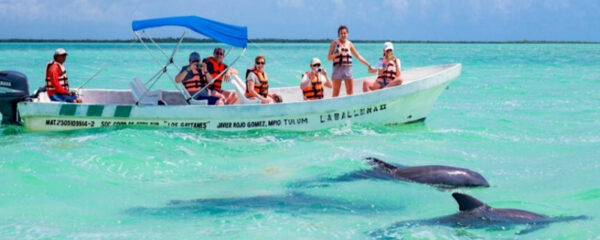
364, 157, 490, 188
365, 157, 399, 173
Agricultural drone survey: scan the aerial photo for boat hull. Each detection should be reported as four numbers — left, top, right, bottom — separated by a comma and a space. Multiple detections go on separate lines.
18, 64, 461, 132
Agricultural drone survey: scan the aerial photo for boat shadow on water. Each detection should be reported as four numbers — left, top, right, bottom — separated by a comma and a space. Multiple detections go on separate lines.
124, 191, 403, 218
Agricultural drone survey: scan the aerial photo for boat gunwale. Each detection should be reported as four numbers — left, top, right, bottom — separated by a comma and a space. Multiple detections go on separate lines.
17, 63, 460, 120
21, 63, 460, 107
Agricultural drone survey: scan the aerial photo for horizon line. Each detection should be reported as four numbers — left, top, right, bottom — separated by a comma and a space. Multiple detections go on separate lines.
0, 38, 599, 44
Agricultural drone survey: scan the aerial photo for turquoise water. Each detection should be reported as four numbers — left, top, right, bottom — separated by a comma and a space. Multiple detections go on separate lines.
1, 42, 599, 239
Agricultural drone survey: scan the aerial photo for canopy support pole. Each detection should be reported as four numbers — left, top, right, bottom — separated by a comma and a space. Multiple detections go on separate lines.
135, 31, 192, 102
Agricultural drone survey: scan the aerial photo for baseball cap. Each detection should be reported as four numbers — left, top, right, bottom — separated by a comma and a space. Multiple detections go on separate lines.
54, 48, 68, 56
189, 52, 200, 61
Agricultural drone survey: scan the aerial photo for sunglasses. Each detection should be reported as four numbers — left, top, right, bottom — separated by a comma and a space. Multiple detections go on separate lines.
312, 64, 321, 67
256, 61, 266, 65
215, 52, 224, 56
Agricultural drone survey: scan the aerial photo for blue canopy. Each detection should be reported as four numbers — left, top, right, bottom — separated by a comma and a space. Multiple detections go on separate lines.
132, 16, 247, 48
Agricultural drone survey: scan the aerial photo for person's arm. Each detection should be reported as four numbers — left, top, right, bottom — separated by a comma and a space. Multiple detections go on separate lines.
175, 69, 188, 83
300, 74, 310, 100
327, 41, 338, 61
300, 74, 311, 89
224, 67, 238, 82
394, 59, 402, 80
349, 41, 371, 68
200, 63, 213, 83
381, 59, 387, 76
320, 69, 333, 88
368, 60, 380, 74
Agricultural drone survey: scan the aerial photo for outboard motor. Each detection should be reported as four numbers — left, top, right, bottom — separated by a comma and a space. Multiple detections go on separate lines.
0, 71, 29, 125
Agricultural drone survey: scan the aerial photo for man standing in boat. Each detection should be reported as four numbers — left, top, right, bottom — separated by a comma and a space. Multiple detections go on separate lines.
176, 52, 224, 105
202, 47, 238, 105
45, 48, 81, 103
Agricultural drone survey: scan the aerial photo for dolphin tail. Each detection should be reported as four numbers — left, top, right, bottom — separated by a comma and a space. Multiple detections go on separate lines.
452, 192, 488, 211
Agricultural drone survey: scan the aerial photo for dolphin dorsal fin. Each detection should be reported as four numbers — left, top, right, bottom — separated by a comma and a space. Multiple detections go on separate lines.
452, 192, 487, 211
364, 157, 399, 171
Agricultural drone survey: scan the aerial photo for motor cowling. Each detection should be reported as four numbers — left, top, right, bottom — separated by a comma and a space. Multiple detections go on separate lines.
0, 71, 29, 125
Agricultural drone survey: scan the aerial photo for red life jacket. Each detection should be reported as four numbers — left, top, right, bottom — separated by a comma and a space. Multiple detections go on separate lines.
302, 72, 324, 100
245, 68, 269, 98
206, 57, 226, 92
45, 61, 69, 95
182, 67, 208, 93
333, 39, 352, 67
377, 57, 399, 85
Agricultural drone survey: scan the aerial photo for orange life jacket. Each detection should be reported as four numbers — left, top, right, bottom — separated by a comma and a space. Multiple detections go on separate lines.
245, 68, 269, 98
206, 57, 226, 91
302, 72, 324, 100
182, 67, 209, 93
377, 57, 399, 86
45, 61, 69, 94
333, 39, 352, 67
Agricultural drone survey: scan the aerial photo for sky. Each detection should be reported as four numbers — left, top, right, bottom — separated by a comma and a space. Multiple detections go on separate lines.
0, 0, 598, 41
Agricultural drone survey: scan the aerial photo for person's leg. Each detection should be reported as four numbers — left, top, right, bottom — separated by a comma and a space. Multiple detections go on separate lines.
344, 79, 353, 95
49, 94, 63, 102
65, 94, 78, 103
207, 96, 220, 105
228, 91, 238, 104
363, 79, 373, 93
211, 91, 228, 104
332, 79, 342, 97
386, 77, 404, 88
222, 91, 237, 105
369, 81, 383, 91
50, 94, 76, 102
71, 92, 82, 103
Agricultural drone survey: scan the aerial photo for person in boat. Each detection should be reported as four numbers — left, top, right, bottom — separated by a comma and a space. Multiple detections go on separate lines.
363, 42, 403, 92
175, 52, 225, 105
45, 48, 82, 103
202, 47, 238, 105
327, 25, 373, 97
245, 55, 281, 104
300, 58, 332, 101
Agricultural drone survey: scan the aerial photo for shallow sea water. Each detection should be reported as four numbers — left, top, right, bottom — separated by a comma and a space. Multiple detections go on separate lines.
1, 42, 599, 239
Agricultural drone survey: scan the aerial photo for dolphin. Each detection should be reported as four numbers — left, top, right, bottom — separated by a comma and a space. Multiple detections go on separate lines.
371, 192, 588, 236
290, 157, 489, 189
126, 192, 401, 217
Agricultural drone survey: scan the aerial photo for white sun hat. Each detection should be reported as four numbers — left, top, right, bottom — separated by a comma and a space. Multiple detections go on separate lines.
383, 42, 394, 51
310, 57, 321, 66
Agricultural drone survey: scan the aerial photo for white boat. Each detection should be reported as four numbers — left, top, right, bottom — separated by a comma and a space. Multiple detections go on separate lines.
11, 63, 459, 131
0, 16, 461, 132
